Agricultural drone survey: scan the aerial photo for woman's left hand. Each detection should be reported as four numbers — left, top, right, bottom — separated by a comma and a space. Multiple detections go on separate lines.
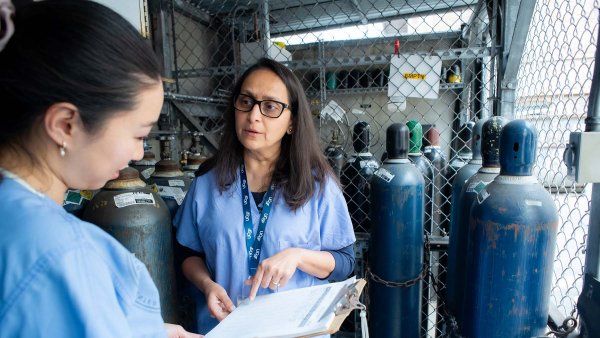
247, 248, 302, 300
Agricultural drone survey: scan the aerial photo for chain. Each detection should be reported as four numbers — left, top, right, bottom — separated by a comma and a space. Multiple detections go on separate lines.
365, 234, 431, 288
366, 262, 428, 288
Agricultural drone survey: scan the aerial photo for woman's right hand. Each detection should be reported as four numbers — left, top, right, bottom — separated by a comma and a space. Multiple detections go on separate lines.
165, 323, 203, 338
203, 281, 235, 321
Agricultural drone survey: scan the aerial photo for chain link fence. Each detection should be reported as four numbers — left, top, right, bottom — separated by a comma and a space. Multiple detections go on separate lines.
158, 0, 596, 336
514, 0, 599, 322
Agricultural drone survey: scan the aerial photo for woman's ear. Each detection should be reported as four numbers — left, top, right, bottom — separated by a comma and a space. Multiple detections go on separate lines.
43, 102, 80, 148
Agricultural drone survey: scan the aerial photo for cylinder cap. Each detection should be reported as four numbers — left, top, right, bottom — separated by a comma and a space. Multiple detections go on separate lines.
104, 167, 146, 190
154, 160, 183, 175
471, 118, 488, 160
187, 155, 207, 166
458, 121, 475, 157
143, 151, 156, 160
481, 116, 509, 167
426, 127, 440, 147
352, 121, 371, 153
406, 120, 423, 154
500, 119, 537, 175
386, 123, 409, 159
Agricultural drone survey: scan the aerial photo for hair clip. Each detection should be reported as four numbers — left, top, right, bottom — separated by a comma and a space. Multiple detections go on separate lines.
0, 0, 15, 53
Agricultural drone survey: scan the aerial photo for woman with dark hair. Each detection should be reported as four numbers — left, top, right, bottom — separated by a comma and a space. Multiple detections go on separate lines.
174, 58, 356, 334
0, 1, 198, 337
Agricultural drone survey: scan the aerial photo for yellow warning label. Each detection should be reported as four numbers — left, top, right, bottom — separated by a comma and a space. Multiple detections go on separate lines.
403, 73, 426, 80
80, 190, 94, 200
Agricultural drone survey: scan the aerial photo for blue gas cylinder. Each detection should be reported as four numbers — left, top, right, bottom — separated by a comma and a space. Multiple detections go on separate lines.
461, 120, 558, 338
448, 118, 486, 246
341, 121, 379, 233
369, 123, 425, 338
446, 116, 508, 330
442, 121, 474, 240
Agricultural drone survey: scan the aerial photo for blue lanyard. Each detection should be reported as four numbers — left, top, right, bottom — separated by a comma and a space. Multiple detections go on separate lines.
240, 163, 276, 276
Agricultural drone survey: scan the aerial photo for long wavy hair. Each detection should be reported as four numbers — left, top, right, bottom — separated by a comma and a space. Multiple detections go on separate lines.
198, 58, 334, 211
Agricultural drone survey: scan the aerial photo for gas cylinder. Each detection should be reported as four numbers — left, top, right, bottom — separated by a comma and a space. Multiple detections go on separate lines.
341, 121, 380, 233
183, 133, 208, 179
81, 167, 177, 322
131, 139, 157, 182
369, 123, 424, 338
131, 151, 157, 182
183, 154, 206, 179
443, 122, 475, 237
324, 131, 346, 177
407, 121, 434, 234
448, 119, 485, 243
62, 189, 95, 217
445, 116, 507, 330
447, 64, 462, 84
446, 121, 475, 182
407, 121, 437, 337
423, 127, 447, 234
148, 160, 192, 219
461, 120, 558, 338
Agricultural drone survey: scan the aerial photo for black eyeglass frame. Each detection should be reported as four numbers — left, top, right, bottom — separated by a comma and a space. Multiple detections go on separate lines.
234, 93, 290, 118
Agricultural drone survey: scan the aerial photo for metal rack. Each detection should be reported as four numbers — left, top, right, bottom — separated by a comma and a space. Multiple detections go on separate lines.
175, 46, 492, 78
146, 0, 597, 336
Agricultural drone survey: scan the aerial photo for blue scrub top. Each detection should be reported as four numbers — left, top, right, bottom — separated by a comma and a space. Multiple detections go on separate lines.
174, 169, 356, 334
0, 172, 166, 337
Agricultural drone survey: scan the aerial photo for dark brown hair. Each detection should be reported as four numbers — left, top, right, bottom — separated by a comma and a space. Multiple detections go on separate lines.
198, 58, 334, 210
0, 0, 161, 170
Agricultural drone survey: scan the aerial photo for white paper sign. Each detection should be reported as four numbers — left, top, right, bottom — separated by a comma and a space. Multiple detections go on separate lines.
388, 53, 442, 100
114, 192, 155, 208
141, 168, 155, 179
374, 168, 395, 183
168, 179, 185, 187
158, 186, 185, 205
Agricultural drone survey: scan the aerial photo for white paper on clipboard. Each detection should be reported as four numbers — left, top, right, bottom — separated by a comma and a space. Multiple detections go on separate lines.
205, 277, 359, 338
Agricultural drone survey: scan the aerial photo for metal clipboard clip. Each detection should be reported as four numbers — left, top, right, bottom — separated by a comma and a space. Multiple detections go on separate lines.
326, 279, 369, 338
333, 280, 366, 315
319, 279, 367, 321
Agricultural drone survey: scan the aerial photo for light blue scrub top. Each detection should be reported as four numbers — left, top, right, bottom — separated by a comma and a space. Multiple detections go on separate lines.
174, 169, 356, 334
0, 171, 167, 337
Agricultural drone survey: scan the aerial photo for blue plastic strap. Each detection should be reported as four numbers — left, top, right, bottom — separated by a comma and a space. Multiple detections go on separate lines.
240, 163, 275, 276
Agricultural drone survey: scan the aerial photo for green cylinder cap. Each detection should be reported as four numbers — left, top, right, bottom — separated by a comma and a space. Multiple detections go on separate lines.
406, 120, 423, 154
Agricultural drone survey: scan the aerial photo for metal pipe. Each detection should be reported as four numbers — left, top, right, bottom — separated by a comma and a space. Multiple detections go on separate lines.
259, 0, 270, 53
169, 0, 180, 93
231, 5, 249, 79
464, 0, 486, 36
583, 10, 600, 278
585, 13, 600, 133
350, 0, 368, 25
490, 0, 500, 116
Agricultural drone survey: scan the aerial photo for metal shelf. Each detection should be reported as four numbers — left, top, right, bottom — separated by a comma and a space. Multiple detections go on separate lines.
175, 46, 492, 79
306, 82, 464, 97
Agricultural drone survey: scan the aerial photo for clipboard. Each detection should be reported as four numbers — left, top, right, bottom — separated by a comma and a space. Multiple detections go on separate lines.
205, 277, 367, 338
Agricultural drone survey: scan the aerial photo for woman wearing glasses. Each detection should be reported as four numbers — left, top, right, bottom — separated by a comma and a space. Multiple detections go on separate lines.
174, 58, 356, 334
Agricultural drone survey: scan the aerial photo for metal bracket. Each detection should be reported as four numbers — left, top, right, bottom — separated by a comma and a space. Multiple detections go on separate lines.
564, 132, 600, 183
170, 101, 218, 154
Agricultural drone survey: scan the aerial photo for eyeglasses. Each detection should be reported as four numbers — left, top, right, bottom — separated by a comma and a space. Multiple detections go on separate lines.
234, 93, 289, 118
